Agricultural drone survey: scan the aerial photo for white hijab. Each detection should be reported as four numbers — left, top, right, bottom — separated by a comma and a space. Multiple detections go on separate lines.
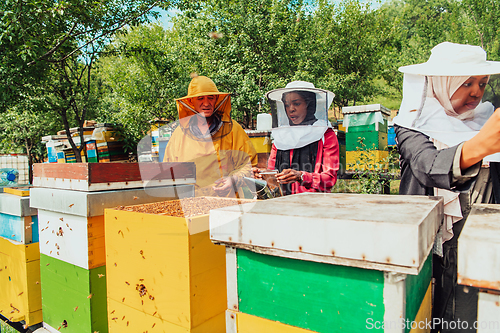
393, 73, 500, 162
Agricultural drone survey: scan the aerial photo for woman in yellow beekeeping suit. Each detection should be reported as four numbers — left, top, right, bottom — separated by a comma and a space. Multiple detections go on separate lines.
163, 75, 257, 197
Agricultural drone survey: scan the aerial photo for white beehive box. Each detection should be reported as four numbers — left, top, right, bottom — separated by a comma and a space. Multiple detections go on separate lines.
458, 204, 500, 333
211, 193, 443, 274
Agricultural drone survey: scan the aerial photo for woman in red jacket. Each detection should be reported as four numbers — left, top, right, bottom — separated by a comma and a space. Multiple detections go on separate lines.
254, 81, 339, 195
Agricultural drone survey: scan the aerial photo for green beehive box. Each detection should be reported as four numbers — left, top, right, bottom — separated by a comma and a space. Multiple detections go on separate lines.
346, 131, 387, 151
347, 117, 388, 133
342, 104, 390, 134
40, 254, 108, 333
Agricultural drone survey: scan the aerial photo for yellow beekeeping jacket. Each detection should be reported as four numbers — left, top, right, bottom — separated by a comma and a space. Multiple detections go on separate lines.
163, 76, 257, 197
164, 120, 257, 196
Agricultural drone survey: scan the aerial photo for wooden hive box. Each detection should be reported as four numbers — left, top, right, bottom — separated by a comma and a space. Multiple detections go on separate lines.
458, 204, 500, 331
346, 130, 388, 151
210, 193, 443, 333
342, 104, 391, 134
245, 130, 272, 168
33, 162, 196, 191
0, 237, 42, 326
0, 191, 41, 329
346, 150, 389, 171
0, 192, 38, 244
30, 184, 194, 333
39, 254, 107, 333
104, 197, 254, 333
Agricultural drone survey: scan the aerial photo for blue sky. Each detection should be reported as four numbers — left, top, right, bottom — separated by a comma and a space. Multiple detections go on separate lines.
152, 8, 178, 29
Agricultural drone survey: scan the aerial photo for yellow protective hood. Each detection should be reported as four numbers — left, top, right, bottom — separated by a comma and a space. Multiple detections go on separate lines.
175, 76, 232, 123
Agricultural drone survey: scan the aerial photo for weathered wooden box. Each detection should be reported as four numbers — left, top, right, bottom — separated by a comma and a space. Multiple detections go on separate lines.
33, 162, 196, 191
210, 193, 443, 333
104, 197, 254, 333
458, 204, 500, 332
0, 192, 38, 243
0, 237, 42, 326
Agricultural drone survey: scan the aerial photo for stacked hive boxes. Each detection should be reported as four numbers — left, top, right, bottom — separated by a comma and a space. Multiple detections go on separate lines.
92, 126, 127, 162
42, 124, 127, 164
104, 197, 254, 332
342, 104, 390, 171
0, 189, 42, 328
244, 130, 272, 168
458, 204, 500, 331
210, 193, 443, 333
30, 162, 196, 332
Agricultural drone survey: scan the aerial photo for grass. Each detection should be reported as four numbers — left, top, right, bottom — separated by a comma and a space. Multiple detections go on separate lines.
0, 320, 19, 333
332, 179, 400, 195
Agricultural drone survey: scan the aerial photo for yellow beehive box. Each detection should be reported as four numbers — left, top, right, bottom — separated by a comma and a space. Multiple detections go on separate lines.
0, 237, 42, 326
104, 197, 253, 333
346, 150, 389, 171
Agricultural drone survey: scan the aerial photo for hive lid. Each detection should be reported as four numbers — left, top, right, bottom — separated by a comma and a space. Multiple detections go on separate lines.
32, 162, 196, 191
458, 204, 500, 290
342, 104, 391, 116
0, 192, 37, 216
210, 193, 443, 275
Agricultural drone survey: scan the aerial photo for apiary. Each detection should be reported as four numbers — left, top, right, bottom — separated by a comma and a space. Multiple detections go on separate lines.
0, 190, 42, 328
30, 161, 195, 333
104, 196, 254, 333
210, 193, 443, 333
458, 204, 500, 332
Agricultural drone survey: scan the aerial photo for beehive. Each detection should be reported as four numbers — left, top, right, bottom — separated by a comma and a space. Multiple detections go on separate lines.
0, 191, 41, 327
105, 197, 254, 333
346, 150, 389, 171
342, 104, 390, 134
245, 130, 272, 168
0, 192, 38, 243
458, 204, 500, 331
346, 131, 388, 151
0, 236, 42, 326
33, 162, 196, 191
31, 162, 196, 333
210, 193, 443, 333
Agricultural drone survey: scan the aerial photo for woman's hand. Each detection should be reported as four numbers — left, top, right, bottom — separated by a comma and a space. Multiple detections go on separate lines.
461, 107, 500, 169
276, 169, 302, 184
252, 167, 263, 179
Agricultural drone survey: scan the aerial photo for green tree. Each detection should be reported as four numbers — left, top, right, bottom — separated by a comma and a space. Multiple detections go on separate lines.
308, 0, 396, 108
0, 0, 174, 162
95, 23, 191, 152
170, 0, 312, 127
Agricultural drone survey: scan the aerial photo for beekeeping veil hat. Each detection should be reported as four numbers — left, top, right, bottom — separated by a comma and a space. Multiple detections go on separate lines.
393, 42, 500, 161
175, 75, 233, 142
266, 81, 335, 150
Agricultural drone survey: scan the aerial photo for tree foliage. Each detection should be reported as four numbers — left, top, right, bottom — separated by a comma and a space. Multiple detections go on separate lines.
3, 0, 500, 165
0, 0, 174, 164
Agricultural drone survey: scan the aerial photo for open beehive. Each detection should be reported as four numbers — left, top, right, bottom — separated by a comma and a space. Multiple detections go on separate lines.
105, 196, 254, 333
